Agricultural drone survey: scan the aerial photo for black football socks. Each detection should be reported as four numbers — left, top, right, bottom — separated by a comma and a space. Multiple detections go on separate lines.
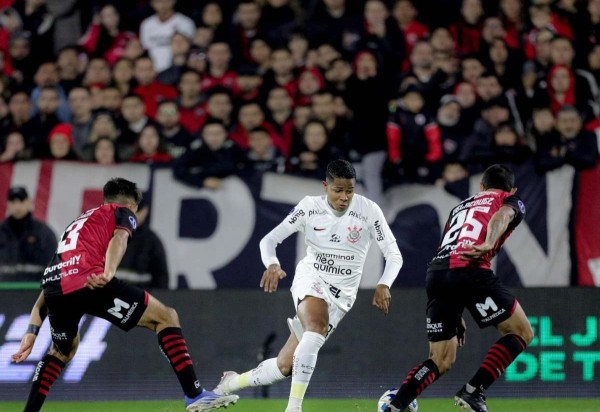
158, 327, 203, 398
23, 354, 65, 412
390, 358, 440, 408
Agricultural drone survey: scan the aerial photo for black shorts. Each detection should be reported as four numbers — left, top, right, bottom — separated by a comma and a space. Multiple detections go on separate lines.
44, 278, 149, 355
425, 268, 517, 342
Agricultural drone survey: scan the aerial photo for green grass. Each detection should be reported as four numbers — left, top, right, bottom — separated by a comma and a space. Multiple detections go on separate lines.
2, 399, 600, 412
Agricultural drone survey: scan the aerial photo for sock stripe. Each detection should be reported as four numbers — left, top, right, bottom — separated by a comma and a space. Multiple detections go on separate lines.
164, 338, 186, 350
487, 352, 508, 370
493, 343, 513, 362
489, 347, 511, 365
47, 362, 62, 374
42, 372, 58, 382
166, 344, 188, 357
43, 368, 60, 380
174, 359, 193, 372
481, 363, 498, 378
171, 352, 191, 364
513, 334, 527, 350
38, 388, 49, 396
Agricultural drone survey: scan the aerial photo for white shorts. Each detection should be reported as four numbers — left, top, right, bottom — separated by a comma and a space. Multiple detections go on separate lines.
289, 271, 349, 342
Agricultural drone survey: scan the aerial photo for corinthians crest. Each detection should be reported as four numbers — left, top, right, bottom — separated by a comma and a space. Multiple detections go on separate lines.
347, 225, 362, 243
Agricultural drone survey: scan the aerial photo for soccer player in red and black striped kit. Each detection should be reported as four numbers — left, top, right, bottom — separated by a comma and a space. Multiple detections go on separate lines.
385, 165, 534, 412
11, 178, 238, 412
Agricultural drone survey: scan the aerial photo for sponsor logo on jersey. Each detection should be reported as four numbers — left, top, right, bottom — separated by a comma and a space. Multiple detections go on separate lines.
313, 253, 353, 275
43, 255, 81, 276
330, 234, 341, 242
374, 220, 385, 241
347, 225, 363, 243
288, 209, 305, 224
453, 196, 494, 215
309, 209, 326, 217
311, 281, 324, 295
349, 211, 367, 223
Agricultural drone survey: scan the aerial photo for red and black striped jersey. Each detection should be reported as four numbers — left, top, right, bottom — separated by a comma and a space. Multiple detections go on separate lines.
428, 190, 525, 271
42, 204, 137, 296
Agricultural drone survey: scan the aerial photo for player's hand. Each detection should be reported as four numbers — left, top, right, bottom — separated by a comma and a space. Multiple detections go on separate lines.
459, 242, 493, 262
11, 333, 36, 363
372, 284, 391, 315
457, 317, 467, 348
260, 264, 286, 293
85, 273, 112, 289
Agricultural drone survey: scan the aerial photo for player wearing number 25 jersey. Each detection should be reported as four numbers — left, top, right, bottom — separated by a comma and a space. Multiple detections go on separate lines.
12, 178, 237, 412
384, 165, 534, 412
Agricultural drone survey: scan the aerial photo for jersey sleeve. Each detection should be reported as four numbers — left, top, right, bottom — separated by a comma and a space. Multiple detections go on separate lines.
369, 202, 403, 288
259, 197, 309, 268
502, 195, 526, 230
114, 207, 137, 237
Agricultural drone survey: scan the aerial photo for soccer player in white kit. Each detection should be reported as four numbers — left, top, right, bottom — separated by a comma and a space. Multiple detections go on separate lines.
214, 160, 404, 412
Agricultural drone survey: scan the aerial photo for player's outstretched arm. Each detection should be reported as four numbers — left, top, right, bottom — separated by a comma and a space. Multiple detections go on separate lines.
260, 264, 287, 293
86, 228, 129, 289
460, 205, 516, 261
12, 291, 46, 363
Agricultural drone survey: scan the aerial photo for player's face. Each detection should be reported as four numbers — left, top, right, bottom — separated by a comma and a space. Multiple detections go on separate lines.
324, 178, 355, 212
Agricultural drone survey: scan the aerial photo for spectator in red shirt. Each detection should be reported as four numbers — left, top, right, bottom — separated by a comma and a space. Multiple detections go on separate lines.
392, 0, 429, 67
129, 124, 173, 164
177, 70, 205, 134
266, 86, 294, 151
450, 0, 484, 55
132, 56, 178, 119
230, 101, 286, 154
79, 4, 136, 66
201, 41, 239, 94
296, 68, 326, 106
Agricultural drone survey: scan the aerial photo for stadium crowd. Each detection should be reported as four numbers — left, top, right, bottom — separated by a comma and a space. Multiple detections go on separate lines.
0, 0, 600, 284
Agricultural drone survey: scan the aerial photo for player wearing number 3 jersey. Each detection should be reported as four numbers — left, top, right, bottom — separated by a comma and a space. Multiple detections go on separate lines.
12, 178, 237, 412
384, 164, 534, 412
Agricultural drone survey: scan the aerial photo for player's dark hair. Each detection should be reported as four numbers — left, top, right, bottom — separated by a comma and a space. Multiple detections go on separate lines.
326, 159, 356, 182
481, 164, 514, 192
103, 178, 142, 206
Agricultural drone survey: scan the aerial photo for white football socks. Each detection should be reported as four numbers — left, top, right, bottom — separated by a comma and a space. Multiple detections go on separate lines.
232, 358, 286, 391
287, 331, 326, 410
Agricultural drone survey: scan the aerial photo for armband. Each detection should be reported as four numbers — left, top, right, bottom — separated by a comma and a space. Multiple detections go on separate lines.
26, 324, 40, 336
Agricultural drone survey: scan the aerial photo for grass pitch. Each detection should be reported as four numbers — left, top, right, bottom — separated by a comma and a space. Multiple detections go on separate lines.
2, 398, 600, 412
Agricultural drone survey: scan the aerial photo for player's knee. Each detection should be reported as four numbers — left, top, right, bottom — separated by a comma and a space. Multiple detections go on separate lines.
163, 306, 180, 326
277, 356, 293, 377
520, 323, 534, 345
431, 352, 455, 375
49, 343, 75, 363
303, 320, 329, 336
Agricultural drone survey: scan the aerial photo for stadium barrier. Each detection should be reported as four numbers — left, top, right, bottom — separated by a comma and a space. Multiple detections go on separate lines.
1, 160, 593, 287
0, 288, 598, 401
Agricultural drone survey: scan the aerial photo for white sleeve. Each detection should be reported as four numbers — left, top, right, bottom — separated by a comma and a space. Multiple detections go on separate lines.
178, 15, 197, 38
369, 202, 403, 288
259, 198, 308, 269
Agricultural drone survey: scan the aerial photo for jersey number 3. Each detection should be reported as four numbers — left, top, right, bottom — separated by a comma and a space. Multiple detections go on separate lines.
57, 218, 88, 253
440, 206, 490, 247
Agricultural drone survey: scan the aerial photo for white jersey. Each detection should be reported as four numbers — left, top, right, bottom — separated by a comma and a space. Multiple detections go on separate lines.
140, 13, 196, 72
260, 194, 403, 310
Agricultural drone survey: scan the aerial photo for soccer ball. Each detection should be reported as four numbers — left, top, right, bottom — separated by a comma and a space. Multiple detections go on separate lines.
377, 388, 418, 412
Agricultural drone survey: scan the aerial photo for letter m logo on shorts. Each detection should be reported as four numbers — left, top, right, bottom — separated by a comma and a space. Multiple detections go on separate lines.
108, 298, 131, 319
476, 297, 498, 317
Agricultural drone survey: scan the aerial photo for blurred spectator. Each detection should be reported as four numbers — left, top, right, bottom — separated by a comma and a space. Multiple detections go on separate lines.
489, 122, 532, 166
266, 86, 293, 144
201, 41, 238, 93
117, 198, 169, 289
0, 186, 57, 282
305, 0, 362, 51
176, 69, 205, 134
56, 46, 83, 94
119, 93, 152, 146
435, 161, 470, 198
197, 2, 229, 41
289, 119, 340, 179
231, 0, 263, 67
311, 91, 349, 149
21, 86, 61, 157
230, 101, 285, 154
529, 107, 556, 149
246, 37, 272, 75
67, 87, 93, 155
392, 0, 429, 67
204, 87, 234, 128
0, 131, 31, 163
485, 37, 522, 91
437, 95, 468, 162
346, 50, 388, 203
82, 57, 112, 88
157, 32, 192, 85
9, 33, 35, 88
174, 119, 245, 189
112, 57, 134, 95
46, 123, 78, 160
536, 105, 598, 172
139, 0, 195, 73
129, 124, 172, 164
29, 62, 69, 122
260, 0, 298, 46
132, 55, 178, 119
79, 4, 136, 66
156, 100, 192, 159
260, 47, 297, 100
460, 54, 485, 85
92, 136, 119, 165
450, 0, 484, 55
499, 0, 526, 48
325, 57, 353, 94
82, 111, 124, 160
289, 103, 312, 153
296, 67, 325, 105
100, 86, 123, 115
4, 91, 32, 133
287, 30, 309, 69
386, 85, 442, 183
235, 66, 263, 102
13, 0, 55, 62
244, 126, 286, 174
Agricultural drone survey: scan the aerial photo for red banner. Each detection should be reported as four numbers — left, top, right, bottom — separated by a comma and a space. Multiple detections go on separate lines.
575, 161, 600, 286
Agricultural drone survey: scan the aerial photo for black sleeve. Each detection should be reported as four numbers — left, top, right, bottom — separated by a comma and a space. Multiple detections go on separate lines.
502, 195, 526, 230
114, 207, 137, 237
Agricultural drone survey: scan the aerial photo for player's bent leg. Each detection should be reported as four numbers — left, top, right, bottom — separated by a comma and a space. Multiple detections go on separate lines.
457, 303, 533, 412
136, 294, 238, 410
388, 339, 451, 411
286, 297, 328, 412
23, 335, 80, 412
214, 332, 297, 395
